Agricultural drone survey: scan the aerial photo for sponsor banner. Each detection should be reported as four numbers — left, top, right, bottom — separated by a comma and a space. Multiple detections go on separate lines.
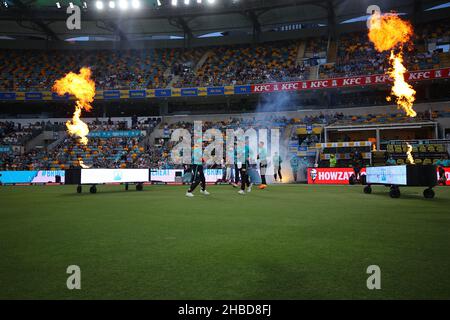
0, 92, 16, 100
0, 146, 11, 153
151, 169, 182, 183
203, 169, 224, 182
320, 152, 371, 160
307, 167, 366, 184
25, 92, 43, 100
88, 130, 143, 138
316, 141, 372, 148
155, 89, 171, 97
440, 167, 450, 186
207, 87, 225, 95
0, 170, 65, 184
103, 90, 121, 99
389, 139, 450, 145
181, 88, 198, 96
33, 170, 66, 183
150, 169, 224, 183
129, 90, 146, 99
80, 169, 149, 184
52, 92, 70, 100
234, 85, 252, 94
2, 68, 448, 101
251, 68, 450, 93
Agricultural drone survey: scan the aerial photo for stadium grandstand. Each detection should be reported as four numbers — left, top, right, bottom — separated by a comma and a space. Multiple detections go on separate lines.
0, 0, 450, 302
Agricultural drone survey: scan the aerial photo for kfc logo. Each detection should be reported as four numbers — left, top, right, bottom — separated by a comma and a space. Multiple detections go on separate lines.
310, 168, 318, 182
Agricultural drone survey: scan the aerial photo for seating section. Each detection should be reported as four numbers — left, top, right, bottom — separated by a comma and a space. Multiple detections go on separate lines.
0, 48, 203, 91
0, 118, 160, 170
0, 121, 43, 146
182, 41, 301, 87
387, 143, 449, 165
1, 17, 449, 92
320, 18, 450, 79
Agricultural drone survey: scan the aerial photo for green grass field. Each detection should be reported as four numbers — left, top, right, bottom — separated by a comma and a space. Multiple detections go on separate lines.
0, 184, 449, 300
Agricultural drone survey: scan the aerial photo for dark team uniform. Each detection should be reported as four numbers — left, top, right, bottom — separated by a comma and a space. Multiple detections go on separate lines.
187, 147, 207, 193
238, 144, 251, 191
188, 163, 206, 193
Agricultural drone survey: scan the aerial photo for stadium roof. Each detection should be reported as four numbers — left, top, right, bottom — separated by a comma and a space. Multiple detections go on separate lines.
0, 0, 449, 42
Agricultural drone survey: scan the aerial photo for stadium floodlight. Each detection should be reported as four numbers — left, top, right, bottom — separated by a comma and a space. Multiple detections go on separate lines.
171, 0, 177, 6
83, 1, 87, 8
157, 0, 161, 6
56, 2, 61, 8
131, 0, 140, 9
109, 1, 115, 8
207, 0, 215, 4
96, 0, 104, 10
119, 0, 128, 10
184, 0, 189, 5
197, 0, 202, 3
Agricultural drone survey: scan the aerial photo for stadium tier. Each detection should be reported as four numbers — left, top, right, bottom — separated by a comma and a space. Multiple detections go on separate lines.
1, 17, 449, 93
2, 106, 450, 172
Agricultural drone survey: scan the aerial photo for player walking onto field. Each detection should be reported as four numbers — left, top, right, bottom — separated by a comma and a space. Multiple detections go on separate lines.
273, 152, 283, 182
237, 140, 252, 195
186, 145, 210, 197
258, 141, 268, 189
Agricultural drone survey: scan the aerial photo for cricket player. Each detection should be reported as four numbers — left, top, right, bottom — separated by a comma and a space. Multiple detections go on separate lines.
258, 141, 268, 188
237, 140, 252, 195
273, 152, 283, 182
186, 145, 210, 197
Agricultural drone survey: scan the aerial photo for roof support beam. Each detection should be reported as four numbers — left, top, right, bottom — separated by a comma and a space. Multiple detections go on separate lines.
326, 0, 336, 39
10, 0, 60, 41
109, 21, 128, 42
245, 10, 262, 43
169, 17, 193, 47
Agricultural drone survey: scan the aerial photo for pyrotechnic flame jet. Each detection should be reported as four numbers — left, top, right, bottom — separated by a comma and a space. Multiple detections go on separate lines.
368, 12, 417, 117
52, 67, 96, 145
79, 159, 91, 169
406, 143, 415, 164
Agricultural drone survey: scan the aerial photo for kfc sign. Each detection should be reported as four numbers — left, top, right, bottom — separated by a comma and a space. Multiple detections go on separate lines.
307, 168, 366, 184
251, 68, 450, 94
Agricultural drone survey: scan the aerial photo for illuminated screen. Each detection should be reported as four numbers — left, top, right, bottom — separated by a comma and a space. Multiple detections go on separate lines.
150, 169, 224, 183
366, 165, 407, 185
0, 170, 65, 184
80, 169, 149, 184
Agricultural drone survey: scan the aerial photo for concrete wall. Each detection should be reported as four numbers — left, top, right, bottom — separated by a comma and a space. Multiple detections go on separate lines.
2, 101, 449, 129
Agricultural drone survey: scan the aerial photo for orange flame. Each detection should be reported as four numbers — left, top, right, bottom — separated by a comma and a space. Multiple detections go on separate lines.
52, 67, 95, 145
406, 143, 415, 164
368, 12, 413, 51
386, 52, 417, 117
368, 12, 416, 117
